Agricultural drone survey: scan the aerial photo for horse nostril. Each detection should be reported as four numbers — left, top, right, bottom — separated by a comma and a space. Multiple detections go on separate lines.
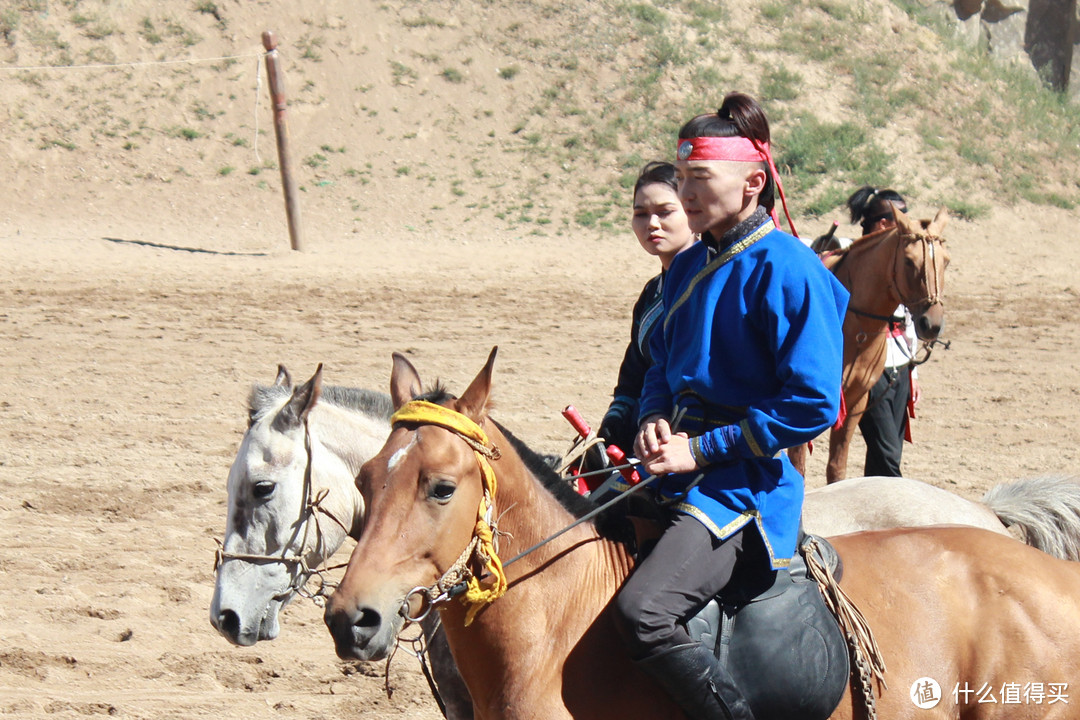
355, 607, 382, 629
217, 609, 241, 641
324, 604, 382, 651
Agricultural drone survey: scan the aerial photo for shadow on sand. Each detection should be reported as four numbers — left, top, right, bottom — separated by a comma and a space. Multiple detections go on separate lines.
103, 237, 269, 257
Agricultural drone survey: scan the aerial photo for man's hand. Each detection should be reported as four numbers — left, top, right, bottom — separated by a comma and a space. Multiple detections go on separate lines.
635, 417, 698, 475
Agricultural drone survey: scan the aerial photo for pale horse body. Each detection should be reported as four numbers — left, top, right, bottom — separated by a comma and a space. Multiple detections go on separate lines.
804, 474, 1080, 560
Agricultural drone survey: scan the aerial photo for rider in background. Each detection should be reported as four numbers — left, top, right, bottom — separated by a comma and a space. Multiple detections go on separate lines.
596, 161, 697, 458
846, 186, 921, 477
616, 92, 849, 720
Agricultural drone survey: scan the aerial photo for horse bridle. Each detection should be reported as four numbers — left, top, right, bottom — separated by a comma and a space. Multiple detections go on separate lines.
213, 417, 353, 605
390, 400, 507, 626
846, 227, 945, 322
893, 228, 946, 317
396, 402, 663, 625
837, 227, 949, 418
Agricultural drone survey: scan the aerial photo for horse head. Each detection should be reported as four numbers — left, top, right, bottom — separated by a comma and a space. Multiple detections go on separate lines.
324, 348, 504, 661
210, 365, 362, 646
893, 205, 950, 340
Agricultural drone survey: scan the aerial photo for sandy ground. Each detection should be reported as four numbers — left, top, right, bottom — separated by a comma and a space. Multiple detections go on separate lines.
2, 194, 1079, 718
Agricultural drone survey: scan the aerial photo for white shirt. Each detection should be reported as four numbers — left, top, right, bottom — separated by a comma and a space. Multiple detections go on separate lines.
885, 305, 918, 377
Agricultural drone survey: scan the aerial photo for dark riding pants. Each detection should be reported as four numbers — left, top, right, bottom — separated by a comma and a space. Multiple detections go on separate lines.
614, 514, 773, 661
859, 365, 911, 477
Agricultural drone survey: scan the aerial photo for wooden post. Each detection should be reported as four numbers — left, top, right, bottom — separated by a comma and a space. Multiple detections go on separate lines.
262, 30, 303, 252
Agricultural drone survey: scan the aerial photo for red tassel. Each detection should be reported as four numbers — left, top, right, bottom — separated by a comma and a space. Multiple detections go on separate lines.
904, 367, 915, 443
832, 390, 847, 431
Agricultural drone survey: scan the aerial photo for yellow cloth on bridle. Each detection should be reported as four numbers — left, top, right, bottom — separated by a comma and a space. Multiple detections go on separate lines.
390, 400, 507, 625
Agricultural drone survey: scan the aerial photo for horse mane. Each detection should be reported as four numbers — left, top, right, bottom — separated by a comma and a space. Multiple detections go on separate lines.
248, 383, 394, 424
491, 420, 592, 516
415, 382, 454, 405
843, 226, 893, 251
492, 419, 634, 545
817, 225, 898, 270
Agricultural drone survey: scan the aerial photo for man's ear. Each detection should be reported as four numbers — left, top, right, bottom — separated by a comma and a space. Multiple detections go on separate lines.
745, 166, 768, 198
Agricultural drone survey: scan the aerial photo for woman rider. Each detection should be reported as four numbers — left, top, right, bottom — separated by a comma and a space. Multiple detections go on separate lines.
614, 92, 849, 719
596, 161, 697, 458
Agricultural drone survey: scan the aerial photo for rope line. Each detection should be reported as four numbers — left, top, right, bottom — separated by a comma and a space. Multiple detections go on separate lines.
3, 48, 268, 164
253, 54, 263, 163
0, 50, 264, 73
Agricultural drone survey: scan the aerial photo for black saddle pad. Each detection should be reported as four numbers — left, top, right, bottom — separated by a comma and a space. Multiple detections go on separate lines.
686, 534, 849, 720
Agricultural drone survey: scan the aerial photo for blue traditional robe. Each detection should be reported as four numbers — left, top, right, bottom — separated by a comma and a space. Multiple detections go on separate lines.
637, 212, 849, 569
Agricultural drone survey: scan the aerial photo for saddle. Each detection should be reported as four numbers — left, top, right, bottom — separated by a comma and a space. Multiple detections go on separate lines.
686, 534, 850, 720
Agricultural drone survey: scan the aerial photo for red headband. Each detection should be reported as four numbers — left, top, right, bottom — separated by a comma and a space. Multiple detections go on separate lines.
676, 136, 798, 238
676, 136, 768, 163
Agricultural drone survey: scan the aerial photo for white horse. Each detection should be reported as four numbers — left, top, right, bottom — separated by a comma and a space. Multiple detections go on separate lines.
804, 474, 1080, 560
208, 365, 474, 720
211, 367, 1080, 718
210, 365, 388, 644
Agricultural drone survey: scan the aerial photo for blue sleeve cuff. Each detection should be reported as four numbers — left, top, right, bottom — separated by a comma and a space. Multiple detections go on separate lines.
696, 424, 741, 465
688, 436, 707, 467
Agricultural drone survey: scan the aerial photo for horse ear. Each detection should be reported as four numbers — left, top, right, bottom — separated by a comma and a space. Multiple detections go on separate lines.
274, 364, 292, 388
892, 202, 916, 235
273, 364, 323, 432
457, 346, 498, 424
927, 207, 949, 237
390, 352, 423, 410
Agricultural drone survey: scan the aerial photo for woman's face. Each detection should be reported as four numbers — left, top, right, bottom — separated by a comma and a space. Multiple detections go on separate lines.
632, 182, 696, 269
675, 160, 763, 237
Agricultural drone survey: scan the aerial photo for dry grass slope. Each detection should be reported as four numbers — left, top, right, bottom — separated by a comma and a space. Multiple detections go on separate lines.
2, 0, 1078, 243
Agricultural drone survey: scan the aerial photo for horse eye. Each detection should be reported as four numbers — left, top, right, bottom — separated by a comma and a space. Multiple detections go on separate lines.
430, 481, 456, 503
253, 481, 276, 499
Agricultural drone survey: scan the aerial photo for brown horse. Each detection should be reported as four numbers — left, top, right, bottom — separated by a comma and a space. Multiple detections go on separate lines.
326, 349, 1080, 720
789, 206, 950, 483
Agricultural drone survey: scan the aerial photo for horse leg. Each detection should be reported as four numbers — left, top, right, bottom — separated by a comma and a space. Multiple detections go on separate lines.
825, 421, 859, 484
825, 385, 873, 484
788, 443, 808, 477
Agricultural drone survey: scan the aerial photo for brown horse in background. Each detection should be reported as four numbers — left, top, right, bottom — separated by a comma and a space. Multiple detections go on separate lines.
325, 349, 1080, 720
789, 206, 950, 483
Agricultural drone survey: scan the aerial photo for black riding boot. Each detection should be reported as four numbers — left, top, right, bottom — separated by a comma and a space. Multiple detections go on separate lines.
636, 642, 755, 720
